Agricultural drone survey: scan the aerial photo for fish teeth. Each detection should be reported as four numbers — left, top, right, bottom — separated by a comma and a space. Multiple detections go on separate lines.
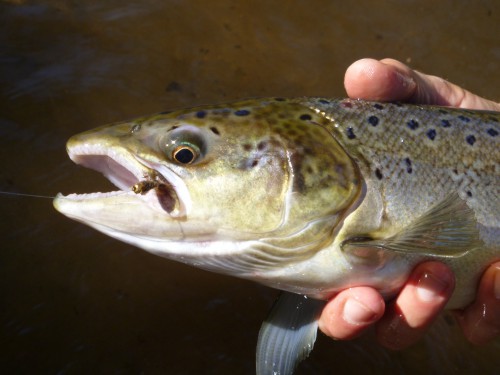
56, 191, 131, 200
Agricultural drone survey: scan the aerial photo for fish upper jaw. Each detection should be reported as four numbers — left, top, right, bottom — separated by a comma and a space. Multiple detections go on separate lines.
53, 140, 190, 219
69, 142, 147, 191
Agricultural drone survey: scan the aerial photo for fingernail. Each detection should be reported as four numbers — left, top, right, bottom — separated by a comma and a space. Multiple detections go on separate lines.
416, 271, 449, 303
494, 266, 500, 299
343, 298, 377, 325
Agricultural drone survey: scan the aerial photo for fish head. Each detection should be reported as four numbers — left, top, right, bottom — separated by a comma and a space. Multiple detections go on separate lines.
54, 99, 360, 277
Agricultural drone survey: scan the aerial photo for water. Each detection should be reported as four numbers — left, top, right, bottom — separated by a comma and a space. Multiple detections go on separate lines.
1, 1, 499, 374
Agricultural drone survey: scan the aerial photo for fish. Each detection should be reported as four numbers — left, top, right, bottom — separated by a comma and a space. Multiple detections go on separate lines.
53, 98, 500, 375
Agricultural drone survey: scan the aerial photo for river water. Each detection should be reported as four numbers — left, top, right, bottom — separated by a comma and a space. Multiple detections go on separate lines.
1, 1, 499, 374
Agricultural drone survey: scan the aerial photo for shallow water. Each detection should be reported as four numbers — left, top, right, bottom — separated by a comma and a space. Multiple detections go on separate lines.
1, 1, 499, 374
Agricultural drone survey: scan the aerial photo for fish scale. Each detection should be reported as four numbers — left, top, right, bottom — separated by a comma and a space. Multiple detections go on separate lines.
302, 98, 499, 240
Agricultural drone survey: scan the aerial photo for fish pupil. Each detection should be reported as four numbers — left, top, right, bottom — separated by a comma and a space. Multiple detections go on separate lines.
173, 147, 196, 164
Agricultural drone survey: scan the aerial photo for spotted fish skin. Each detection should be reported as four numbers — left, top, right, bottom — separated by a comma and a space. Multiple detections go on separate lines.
300, 98, 499, 242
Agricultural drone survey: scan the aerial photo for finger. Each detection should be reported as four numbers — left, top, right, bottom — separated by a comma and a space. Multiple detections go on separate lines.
344, 58, 417, 102
344, 58, 500, 111
376, 262, 455, 350
319, 287, 385, 340
455, 262, 500, 345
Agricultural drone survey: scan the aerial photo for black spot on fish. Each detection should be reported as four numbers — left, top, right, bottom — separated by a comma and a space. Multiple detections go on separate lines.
405, 157, 412, 173
130, 123, 142, 133
286, 151, 306, 192
466, 190, 472, 197
238, 158, 259, 170
368, 116, 379, 126
426, 129, 437, 140
373, 103, 384, 110
346, 127, 356, 139
210, 127, 220, 135
487, 128, 498, 137
300, 144, 312, 153
235, 109, 250, 116
407, 119, 419, 130
441, 119, 451, 128
242, 143, 252, 151
274, 97, 286, 101
466, 135, 476, 146
196, 111, 207, 119
458, 115, 471, 123
319, 99, 330, 105
375, 168, 383, 180
300, 114, 312, 121
257, 141, 267, 151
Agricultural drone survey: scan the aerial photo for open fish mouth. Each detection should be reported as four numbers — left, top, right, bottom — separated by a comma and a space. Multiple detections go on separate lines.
56, 142, 191, 218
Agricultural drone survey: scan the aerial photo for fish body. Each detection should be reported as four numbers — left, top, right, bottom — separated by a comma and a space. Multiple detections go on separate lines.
54, 98, 499, 374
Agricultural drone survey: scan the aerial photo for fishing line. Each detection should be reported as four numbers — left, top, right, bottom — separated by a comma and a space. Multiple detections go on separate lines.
0, 191, 56, 199
0, 191, 131, 200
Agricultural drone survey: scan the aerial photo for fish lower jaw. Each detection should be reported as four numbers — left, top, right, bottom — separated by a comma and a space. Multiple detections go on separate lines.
54, 188, 184, 219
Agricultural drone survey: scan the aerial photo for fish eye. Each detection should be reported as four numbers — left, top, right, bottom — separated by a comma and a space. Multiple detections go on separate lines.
172, 144, 198, 164
160, 125, 208, 165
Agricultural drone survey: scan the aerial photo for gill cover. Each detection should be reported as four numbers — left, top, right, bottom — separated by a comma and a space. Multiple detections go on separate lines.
241, 100, 361, 264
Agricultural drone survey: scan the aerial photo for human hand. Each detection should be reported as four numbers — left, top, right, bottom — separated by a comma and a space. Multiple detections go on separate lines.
318, 58, 500, 349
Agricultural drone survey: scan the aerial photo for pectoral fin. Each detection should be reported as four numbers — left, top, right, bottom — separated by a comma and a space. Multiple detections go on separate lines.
256, 292, 326, 375
342, 193, 482, 262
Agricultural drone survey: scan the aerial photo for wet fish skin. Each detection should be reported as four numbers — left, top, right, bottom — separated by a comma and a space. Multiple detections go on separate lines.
298, 98, 499, 305
303, 98, 498, 237
53, 98, 500, 375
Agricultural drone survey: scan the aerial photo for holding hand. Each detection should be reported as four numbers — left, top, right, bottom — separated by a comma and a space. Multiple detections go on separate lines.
318, 58, 500, 348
